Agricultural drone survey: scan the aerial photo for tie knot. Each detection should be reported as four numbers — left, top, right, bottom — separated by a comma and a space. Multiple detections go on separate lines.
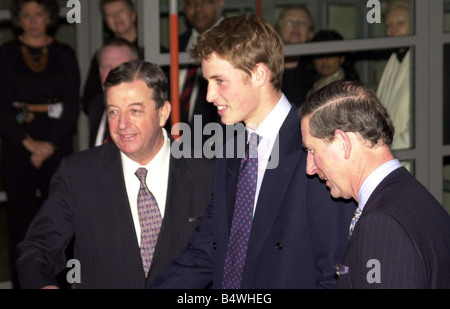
135, 168, 147, 184
247, 132, 260, 158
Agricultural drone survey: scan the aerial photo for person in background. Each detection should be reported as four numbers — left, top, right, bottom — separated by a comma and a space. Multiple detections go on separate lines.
87, 37, 139, 148
300, 80, 450, 288
173, 0, 225, 135
149, 15, 354, 289
307, 29, 360, 98
0, 0, 80, 289
275, 4, 315, 107
376, 0, 411, 150
16, 60, 215, 289
82, 0, 142, 116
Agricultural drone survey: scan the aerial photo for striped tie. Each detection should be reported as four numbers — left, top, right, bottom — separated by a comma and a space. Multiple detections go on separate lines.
349, 207, 362, 239
135, 168, 162, 277
180, 65, 198, 123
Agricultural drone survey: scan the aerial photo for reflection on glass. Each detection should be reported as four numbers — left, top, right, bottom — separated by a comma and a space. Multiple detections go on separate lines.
328, 4, 356, 39
443, 156, 450, 214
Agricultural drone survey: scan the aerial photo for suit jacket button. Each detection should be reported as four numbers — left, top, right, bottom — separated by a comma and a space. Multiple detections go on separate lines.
213, 242, 217, 250
276, 242, 283, 250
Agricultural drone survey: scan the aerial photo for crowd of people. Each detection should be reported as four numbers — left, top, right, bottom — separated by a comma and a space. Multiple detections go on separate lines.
1, 0, 450, 290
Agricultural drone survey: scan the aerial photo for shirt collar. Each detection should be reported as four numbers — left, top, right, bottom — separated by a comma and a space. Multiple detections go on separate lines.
247, 94, 291, 143
358, 159, 402, 211
120, 128, 171, 173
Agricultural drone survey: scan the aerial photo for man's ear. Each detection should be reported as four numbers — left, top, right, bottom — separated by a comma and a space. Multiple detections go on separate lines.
253, 63, 269, 87
335, 129, 351, 160
159, 100, 172, 127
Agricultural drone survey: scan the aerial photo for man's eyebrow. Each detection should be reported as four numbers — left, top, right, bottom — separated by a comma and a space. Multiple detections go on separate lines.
207, 74, 224, 80
106, 102, 144, 108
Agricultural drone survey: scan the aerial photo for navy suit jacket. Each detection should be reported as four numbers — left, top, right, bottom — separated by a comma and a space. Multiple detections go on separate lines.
16, 141, 215, 288
150, 106, 356, 289
337, 167, 450, 288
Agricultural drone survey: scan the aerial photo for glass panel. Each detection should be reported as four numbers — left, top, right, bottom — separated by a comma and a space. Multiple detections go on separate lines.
0, 0, 9, 10
445, 0, 450, 32
443, 156, 450, 214
272, 0, 414, 41
326, 47, 414, 151
54, 18, 77, 49
157, 0, 415, 53
159, 0, 255, 53
444, 44, 450, 145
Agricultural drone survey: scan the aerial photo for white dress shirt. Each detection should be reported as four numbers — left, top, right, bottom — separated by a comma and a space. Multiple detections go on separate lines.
120, 128, 171, 246
247, 94, 291, 214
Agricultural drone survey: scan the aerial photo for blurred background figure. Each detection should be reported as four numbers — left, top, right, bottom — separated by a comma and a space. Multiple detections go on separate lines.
176, 0, 225, 127
275, 4, 315, 107
307, 29, 360, 97
82, 0, 142, 117
376, 0, 411, 150
0, 0, 80, 289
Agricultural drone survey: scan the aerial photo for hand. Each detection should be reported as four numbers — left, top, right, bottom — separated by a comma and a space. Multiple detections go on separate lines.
42, 285, 59, 289
22, 136, 55, 169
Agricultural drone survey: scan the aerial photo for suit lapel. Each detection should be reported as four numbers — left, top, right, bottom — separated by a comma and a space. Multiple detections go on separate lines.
99, 144, 143, 269
152, 155, 192, 261
242, 107, 304, 283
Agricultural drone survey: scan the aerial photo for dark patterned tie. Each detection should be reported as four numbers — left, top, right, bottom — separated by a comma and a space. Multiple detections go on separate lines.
222, 132, 260, 289
180, 65, 198, 123
135, 168, 162, 277
349, 207, 362, 239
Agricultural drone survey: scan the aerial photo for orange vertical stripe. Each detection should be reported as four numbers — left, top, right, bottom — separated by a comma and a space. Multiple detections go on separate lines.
169, 12, 180, 138
255, 0, 262, 16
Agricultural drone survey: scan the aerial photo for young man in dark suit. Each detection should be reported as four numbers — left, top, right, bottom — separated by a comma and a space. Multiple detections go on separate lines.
300, 80, 450, 288
16, 61, 215, 289
149, 15, 355, 289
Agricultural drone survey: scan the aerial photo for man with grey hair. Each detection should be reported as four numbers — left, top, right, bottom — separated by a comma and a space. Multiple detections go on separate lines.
16, 60, 215, 289
300, 79, 450, 288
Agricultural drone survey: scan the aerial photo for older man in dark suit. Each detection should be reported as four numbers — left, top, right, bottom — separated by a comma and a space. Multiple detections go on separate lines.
16, 61, 215, 289
300, 80, 450, 288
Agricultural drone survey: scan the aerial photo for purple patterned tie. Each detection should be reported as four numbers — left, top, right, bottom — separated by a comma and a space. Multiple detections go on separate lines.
135, 168, 162, 277
222, 132, 260, 289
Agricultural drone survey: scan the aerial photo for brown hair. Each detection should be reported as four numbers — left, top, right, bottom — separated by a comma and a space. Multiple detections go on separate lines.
104, 60, 168, 109
190, 15, 285, 91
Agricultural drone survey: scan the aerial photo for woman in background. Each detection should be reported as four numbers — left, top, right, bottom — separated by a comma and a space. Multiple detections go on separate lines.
0, 0, 80, 288
307, 29, 360, 97
275, 4, 315, 107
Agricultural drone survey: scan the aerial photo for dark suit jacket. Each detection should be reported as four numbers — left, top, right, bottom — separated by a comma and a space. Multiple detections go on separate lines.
87, 93, 105, 148
337, 167, 450, 289
150, 106, 355, 289
16, 141, 215, 289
